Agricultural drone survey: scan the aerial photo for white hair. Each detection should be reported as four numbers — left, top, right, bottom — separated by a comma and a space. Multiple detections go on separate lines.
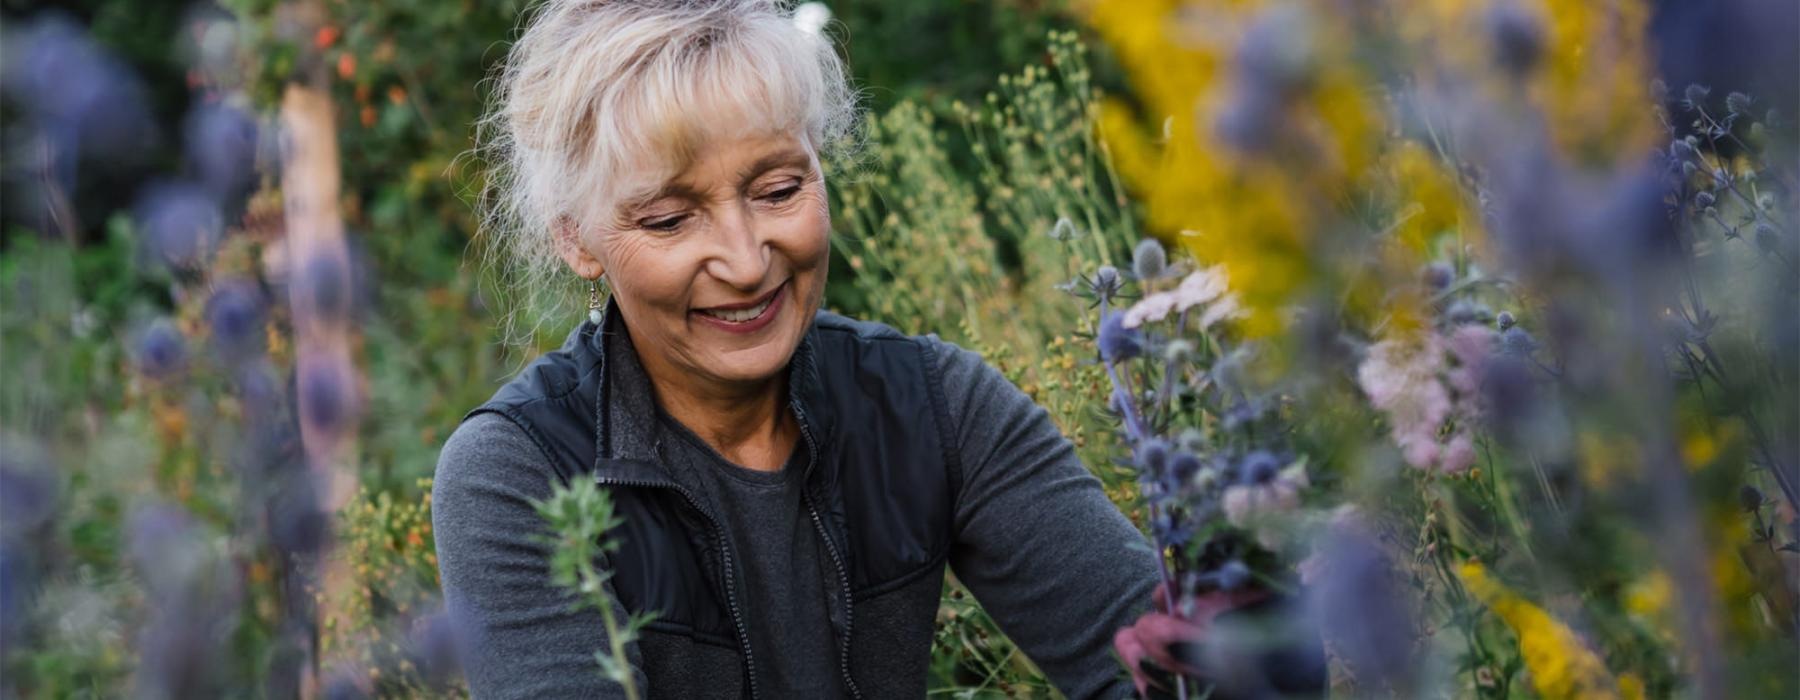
469, 0, 859, 347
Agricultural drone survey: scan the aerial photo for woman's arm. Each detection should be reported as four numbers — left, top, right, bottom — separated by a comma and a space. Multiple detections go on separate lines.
432, 412, 647, 699
928, 337, 1161, 700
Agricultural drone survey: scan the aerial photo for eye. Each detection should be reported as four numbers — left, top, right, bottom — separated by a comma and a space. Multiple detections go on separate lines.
760, 182, 803, 203
639, 214, 688, 232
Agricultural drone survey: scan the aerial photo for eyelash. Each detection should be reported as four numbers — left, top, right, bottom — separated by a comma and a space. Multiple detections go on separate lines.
635, 181, 804, 232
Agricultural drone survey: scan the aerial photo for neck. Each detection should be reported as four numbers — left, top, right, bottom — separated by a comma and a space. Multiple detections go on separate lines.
627, 327, 796, 472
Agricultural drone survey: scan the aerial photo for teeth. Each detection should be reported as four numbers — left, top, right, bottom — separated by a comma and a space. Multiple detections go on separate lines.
700, 294, 774, 323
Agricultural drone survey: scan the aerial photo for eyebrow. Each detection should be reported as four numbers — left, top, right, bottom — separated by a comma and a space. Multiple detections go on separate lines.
733, 150, 813, 185
618, 149, 813, 215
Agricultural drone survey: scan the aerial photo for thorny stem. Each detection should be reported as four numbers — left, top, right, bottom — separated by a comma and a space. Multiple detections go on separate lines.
1099, 295, 1188, 700
1154, 310, 1190, 430
1692, 336, 1800, 512
583, 561, 643, 700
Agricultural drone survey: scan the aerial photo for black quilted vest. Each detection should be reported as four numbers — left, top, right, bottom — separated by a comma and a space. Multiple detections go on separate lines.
462, 299, 961, 699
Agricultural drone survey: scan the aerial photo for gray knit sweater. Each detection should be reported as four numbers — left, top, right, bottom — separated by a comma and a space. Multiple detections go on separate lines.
432, 329, 1160, 698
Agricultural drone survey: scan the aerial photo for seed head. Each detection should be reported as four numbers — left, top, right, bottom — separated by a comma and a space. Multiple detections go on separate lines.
1163, 339, 1195, 365
1132, 238, 1168, 280
1725, 92, 1752, 116
1682, 84, 1710, 110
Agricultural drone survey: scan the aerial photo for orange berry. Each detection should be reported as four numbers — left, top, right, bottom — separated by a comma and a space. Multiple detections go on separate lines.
337, 53, 356, 80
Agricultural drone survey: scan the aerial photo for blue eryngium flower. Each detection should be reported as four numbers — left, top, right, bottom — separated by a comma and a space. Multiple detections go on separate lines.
1135, 437, 1170, 472
135, 319, 187, 379
1098, 311, 1143, 362
300, 358, 355, 439
206, 279, 266, 363
135, 181, 224, 271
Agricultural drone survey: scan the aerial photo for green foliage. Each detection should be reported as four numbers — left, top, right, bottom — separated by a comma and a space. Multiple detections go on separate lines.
533, 477, 658, 699
830, 29, 1145, 696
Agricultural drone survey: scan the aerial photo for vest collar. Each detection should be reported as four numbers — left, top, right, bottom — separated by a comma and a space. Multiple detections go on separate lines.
578, 296, 836, 480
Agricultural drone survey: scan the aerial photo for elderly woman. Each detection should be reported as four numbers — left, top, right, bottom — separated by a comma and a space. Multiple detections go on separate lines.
432, 1, 1161, 697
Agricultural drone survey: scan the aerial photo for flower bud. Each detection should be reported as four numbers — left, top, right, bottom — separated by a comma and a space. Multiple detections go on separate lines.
1725, 91, 1751, 116
1214, 560, 1251, 591
1423, 262, 1454, 291
1755, 223, 1780, 255
1163, 339, 1195, 365
1176, 428, 1206, 454
1135, 438, 1170, 473
1132, 238, 1167, 280
1683, 83, 1710, 109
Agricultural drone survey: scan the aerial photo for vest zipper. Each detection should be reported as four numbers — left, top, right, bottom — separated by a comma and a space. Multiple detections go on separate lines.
792, 403, 864, 699
592, 475, 761, 700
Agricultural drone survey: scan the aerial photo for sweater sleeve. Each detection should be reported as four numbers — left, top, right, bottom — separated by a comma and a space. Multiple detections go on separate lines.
432, 411, 647, 699
928, 336, 1161, 700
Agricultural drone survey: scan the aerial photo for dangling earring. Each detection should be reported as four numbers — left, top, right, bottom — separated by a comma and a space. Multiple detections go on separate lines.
587, 275, 606, 325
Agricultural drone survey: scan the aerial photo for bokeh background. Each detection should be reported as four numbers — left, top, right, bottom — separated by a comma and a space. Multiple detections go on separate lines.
1, 0, 1795, 697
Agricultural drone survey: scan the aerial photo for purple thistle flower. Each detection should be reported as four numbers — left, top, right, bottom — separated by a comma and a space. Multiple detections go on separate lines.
1213, 560, 1251, 592
295, 252, 352, 325
134, 319, 187, 380
1302, 513, 1418, 693
1098, 311, 1144, 362
206, 278, 267, 363
1239, 450, 1281, 485
298, 356, 357, 440
267, 471, 328, 557
134, 180, 224, 271
0, 12, 157, 174
1422, 262, 1455, 291
1486, 1, 1543, 77
0, 439, 57, 532
408, 609, 465, 688
183, 100, 260, 205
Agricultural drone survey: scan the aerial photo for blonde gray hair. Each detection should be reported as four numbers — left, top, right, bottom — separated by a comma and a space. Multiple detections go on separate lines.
470, 0, 858, 346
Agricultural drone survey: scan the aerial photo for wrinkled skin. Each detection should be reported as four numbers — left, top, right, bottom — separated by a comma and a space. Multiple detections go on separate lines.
554, 129, 831, 470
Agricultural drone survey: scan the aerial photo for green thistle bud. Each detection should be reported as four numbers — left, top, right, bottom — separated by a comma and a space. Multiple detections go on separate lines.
1132, 238, 1168, 279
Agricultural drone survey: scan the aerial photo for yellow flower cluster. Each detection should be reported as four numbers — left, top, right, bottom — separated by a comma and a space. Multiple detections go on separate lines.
1085, 0, 1375, 333
1458, 561, 1628, 700
1081, 0, 1656, 329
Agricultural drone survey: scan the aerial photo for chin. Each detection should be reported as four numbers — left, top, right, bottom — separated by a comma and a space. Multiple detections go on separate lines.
702, 338, 799, 386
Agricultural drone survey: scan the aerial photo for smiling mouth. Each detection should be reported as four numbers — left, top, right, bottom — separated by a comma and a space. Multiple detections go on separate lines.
695, 281, 786, 323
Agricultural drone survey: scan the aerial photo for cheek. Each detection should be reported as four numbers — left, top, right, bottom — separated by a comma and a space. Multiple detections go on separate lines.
781, 194, 832, 270
597, 233, 695, 310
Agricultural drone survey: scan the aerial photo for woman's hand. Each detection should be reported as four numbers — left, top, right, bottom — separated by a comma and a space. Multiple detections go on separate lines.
1112, 581, 1267, 698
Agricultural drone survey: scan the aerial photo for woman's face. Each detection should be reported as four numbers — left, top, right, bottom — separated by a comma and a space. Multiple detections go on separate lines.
560, 129, 831, 391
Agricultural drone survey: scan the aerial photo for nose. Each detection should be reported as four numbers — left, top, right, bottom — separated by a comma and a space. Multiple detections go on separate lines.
704, 202, 771, 292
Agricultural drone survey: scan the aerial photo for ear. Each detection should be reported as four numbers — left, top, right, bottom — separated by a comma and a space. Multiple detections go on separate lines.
553, 217, 606, 280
